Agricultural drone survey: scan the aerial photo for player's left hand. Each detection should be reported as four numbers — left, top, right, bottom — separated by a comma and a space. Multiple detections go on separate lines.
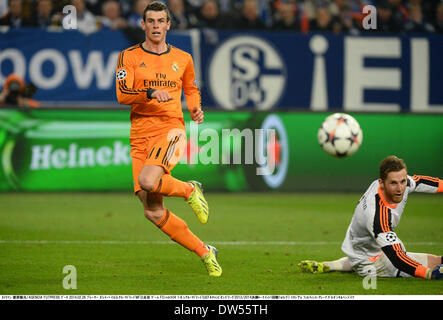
151, 89, 173, 102
191, 107, 204, 124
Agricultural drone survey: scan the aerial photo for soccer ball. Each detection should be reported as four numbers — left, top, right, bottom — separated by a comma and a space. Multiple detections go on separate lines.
317, 113, 363, 158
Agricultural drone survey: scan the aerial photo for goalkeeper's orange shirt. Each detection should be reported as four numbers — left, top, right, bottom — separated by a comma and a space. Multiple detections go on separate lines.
115, 43, 201, 138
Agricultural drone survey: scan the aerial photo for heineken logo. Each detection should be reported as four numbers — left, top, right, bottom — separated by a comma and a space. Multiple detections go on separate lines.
29, 141, 130, 170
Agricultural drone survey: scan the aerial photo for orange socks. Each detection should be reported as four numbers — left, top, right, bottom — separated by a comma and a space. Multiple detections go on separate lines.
150, 175, 205, 257
156, 209, 209, 258
152, 174, 194, 199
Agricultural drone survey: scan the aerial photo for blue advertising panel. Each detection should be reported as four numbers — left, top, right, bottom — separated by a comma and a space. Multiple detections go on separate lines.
199, 31, 443, 112
0, 28, 194, 104
1, 29, 442, 112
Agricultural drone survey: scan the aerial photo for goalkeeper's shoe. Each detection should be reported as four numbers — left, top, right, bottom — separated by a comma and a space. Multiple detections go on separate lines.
185, 181, 209, 224
202, 245, 222, 277
298, 260, 330, 274
426, 264, 443, 280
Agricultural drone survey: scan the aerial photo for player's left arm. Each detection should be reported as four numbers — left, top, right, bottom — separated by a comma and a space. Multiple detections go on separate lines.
371, 201, 432, 279
375, 232, 430, 279
182, 55, 203, 124
376, 233, 442, 279
408, 174, 443, 193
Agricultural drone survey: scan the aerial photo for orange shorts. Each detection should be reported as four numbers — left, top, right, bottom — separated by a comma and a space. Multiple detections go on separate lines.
130, 127, 187, 194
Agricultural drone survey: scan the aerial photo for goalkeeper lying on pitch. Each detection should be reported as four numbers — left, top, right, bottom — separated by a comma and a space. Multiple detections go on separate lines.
299, 155, 443, 280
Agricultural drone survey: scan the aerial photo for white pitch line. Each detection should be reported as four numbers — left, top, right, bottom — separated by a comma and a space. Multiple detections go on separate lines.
0, 240, 441, 246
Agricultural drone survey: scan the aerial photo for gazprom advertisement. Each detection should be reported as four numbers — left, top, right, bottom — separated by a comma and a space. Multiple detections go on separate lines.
0, 29, 442, 112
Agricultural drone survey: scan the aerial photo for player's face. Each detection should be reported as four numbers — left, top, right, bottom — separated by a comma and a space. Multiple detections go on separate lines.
379, 169, 407, 204
142, 10, 170, 44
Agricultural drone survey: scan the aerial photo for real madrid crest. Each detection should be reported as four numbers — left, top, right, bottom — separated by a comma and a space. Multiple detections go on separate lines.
172, 62, 179, 72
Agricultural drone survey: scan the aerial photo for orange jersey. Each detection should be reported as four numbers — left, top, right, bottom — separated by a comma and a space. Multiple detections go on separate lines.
115, 43, 201, 138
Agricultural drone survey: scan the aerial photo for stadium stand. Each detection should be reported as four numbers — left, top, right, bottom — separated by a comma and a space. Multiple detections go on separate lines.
0, 0, 442, 34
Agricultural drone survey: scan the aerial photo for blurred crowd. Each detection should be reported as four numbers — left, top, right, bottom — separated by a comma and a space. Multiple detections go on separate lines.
0, 0, 442, 34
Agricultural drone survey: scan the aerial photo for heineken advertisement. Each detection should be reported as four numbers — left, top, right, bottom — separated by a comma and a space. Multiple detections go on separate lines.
0, 109, 441, 192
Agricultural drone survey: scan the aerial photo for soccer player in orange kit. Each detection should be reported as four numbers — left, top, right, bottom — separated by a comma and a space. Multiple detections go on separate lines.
115, 1, 221, 277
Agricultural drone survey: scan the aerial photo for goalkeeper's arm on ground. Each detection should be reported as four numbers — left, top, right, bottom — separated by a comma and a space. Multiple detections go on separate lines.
376, 231, 442, 280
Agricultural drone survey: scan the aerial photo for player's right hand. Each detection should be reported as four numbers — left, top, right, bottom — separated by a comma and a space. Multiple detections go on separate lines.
151, 89, 173, 102
426, 264, 443, 280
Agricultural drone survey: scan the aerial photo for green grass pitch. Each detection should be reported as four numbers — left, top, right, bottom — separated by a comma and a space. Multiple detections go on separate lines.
0, 192, 441, 295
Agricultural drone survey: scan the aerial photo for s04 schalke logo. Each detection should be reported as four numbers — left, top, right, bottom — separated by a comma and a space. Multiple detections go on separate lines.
208, 36, 286, 110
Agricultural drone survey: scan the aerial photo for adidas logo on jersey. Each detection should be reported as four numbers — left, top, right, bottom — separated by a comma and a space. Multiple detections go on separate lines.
139, 62, 147, 68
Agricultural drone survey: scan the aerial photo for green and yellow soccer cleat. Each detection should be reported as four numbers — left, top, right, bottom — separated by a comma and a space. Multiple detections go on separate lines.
202, 245, 222, 277
186, 181, 209, 224
298, 260, 330, 274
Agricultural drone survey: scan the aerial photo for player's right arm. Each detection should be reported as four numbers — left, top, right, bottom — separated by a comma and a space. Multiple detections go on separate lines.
115, 50, 150, 105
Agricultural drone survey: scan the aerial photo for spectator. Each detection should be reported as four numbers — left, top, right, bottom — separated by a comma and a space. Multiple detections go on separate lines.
168, 0, 190, 30
180, 0, 199, 23
309, 6, 335, 32
51, 0, 70, 13
83, 0, 101, 15
26, 0, 58, 27
327, 0, 368, 17
0, 0, 7, 17
433, 2, 443, 34
372, 1, 403, 33
128, 0, 150, 29
303, 0, 362, 24
195, 0, 230, 29
406, 0, 437, 23
255, 0, 274, 27
0, 74, 39, 108
232, 0, 266, 30
388, 0, 409, 26
185, 0, 205, 11
65, 0, 98, 33
334, 1, 360, 34
302, 0, 326, 21
404, 3, 435, 33
273, 0, 311, 33
98, 0, 127, 30
0, 0, 25, 27
231, 0, 272, 26
115, 0, 136, 18
271, 0, 297, 20
218, 0, 235, 14
272, 2, 300, 31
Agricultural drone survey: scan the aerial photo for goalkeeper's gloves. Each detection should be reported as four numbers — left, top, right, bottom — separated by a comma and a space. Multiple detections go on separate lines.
425, 264, 443, 280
